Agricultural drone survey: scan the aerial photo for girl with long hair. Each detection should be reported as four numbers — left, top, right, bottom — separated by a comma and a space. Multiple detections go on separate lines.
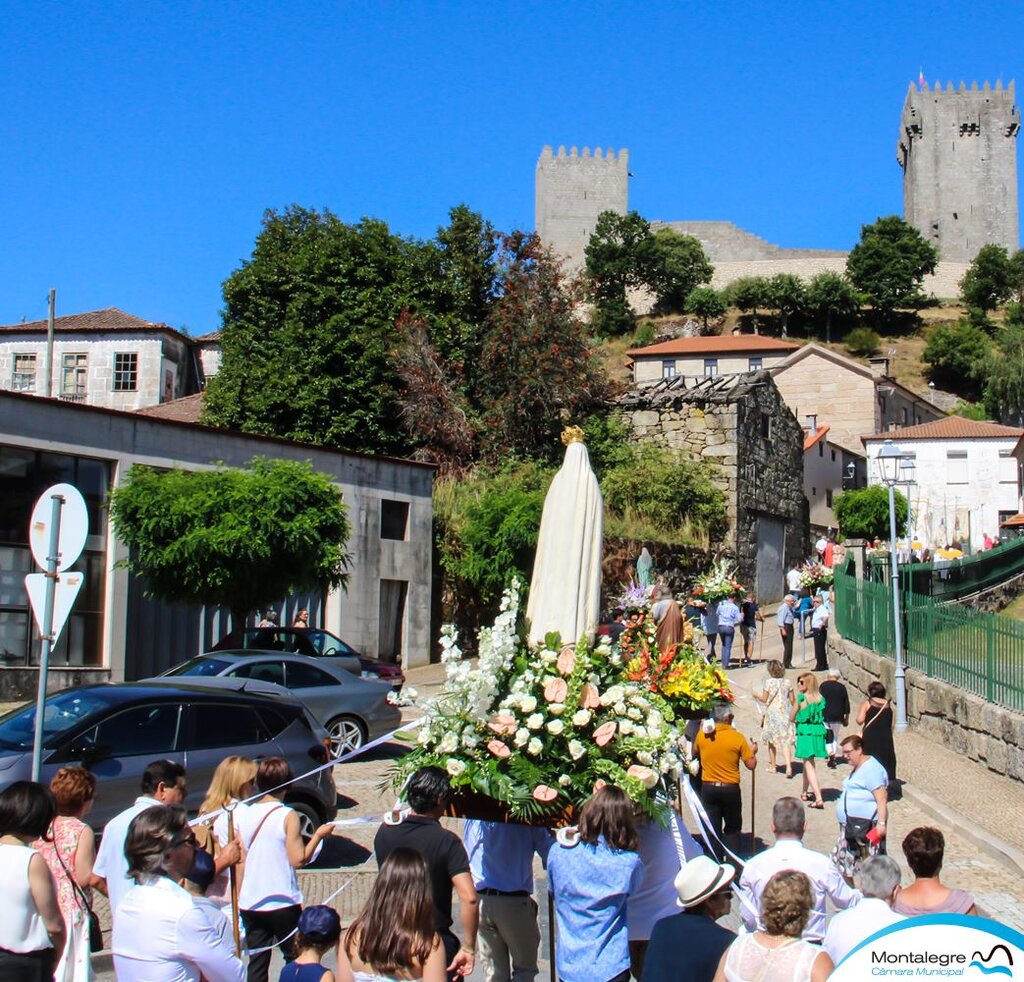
337, 848, 446, 982
196, 756, 254, 918
790, 673, 828, 808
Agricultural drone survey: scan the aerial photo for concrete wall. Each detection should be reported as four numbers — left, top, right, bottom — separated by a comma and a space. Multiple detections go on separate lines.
0, 393, 434, 687
633, 350, 791, 383
834, 632, 1024, 786
899, 81, 1020, 263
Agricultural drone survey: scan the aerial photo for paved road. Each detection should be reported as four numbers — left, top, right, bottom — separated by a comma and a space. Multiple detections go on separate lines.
92, 621, 1024, 977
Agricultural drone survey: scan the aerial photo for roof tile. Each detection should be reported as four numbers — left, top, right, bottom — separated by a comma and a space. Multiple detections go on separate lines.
864, 417, 1024, 442
627, 335, 800, 357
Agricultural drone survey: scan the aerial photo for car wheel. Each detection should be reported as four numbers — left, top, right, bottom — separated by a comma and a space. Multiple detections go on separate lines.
287, 798, 322, 843
327, 716, 366, 757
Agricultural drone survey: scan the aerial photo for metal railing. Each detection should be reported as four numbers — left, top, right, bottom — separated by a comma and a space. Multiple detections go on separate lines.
835, 566, 1024, 713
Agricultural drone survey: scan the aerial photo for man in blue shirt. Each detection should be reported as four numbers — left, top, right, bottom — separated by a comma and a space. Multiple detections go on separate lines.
463, 820, 552, 982
641, 855, 735, 982
715, 595, 742, 670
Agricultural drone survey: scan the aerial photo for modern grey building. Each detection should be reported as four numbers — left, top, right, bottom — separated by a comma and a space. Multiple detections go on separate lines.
0, 391, 433, 698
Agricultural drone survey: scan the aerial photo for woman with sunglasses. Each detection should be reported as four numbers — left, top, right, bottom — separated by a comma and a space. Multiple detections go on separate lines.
790, 673, 828, 809
112, 805, 245, 982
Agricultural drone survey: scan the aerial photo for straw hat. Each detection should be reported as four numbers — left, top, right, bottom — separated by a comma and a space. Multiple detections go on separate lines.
674, 855, 736, 908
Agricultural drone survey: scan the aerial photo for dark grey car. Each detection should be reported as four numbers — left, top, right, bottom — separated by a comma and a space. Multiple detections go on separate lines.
0, 677, 338, 832
160, 652, 402, 757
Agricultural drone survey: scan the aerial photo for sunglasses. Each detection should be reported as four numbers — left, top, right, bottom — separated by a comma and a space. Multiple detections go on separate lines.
168, 831, 197, 849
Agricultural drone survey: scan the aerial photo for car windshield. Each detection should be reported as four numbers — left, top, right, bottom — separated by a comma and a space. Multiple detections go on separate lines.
164, 656, 232, 678
0, 689, 116, 751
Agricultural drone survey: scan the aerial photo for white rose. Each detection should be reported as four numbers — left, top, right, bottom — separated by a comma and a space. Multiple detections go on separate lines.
594, 642, 611, 656
649, 710, 664, 726
520, 695, 538, 714
540, 649, 558, 664
546, 719, 564, 735
549, 703, 565, 716
558, 774, 572, 786
527, 737, 543, 756
614, 701, 627, 715
619, 720, 634, 735
446, 758, 466, 777
514, 728, 530, 747
627, 707, 642, 720
572, 709, 592, 727
526, 713, 544, 730
568, 740, 586, 760
637, 750, 654, 765
632, 726, 648, 739
461, 731, 477, 748
439, 732, 459, 754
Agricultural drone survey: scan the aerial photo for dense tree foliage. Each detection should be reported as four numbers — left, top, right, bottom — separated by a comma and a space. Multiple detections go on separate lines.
844, 326, 881, 357
649, 229, 713, 315
805, 271, 860, 343
685, 286, 727, 330
109, 458, 351, 625
984, 305, 1024, 425
846, 216, 938, 321
959, 244, 1013, 315
726, 276, 770, 330
834, 485, 908, 541
922, 320, 992, 401
584, 211, 661, 335
764, 274, 806, 338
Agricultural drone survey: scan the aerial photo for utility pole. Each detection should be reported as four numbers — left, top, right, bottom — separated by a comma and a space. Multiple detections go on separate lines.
44, 289, 55, 398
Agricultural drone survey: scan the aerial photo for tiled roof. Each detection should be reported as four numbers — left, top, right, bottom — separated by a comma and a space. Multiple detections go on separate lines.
803, 424, 831, 451
863, 417, 1024, 442
0, 307, 194, 345
134, 392, 206, 423
627, 335, 800, 357
1001, 514, 1024, 527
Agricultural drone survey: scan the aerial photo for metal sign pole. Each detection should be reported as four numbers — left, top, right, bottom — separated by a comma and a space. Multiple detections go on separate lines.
31, 493, 65, 782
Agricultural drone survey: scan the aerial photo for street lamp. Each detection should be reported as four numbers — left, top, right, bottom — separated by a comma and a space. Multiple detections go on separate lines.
876, 439, 910, 732
844, 461, 856, 488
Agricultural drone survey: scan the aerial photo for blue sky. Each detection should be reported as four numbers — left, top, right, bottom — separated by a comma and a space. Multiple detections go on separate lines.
2, 0, 1022, 332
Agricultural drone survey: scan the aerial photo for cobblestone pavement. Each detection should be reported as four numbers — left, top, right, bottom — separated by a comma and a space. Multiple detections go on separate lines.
93, 623, 1024, 977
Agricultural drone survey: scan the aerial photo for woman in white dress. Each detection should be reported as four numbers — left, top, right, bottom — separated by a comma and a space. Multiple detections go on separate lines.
337, 848, 446, 982
714, 871, 832, 982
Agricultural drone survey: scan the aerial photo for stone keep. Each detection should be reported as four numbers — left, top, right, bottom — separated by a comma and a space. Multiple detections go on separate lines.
535, 145, 629, 274
899, 80, 1020, 262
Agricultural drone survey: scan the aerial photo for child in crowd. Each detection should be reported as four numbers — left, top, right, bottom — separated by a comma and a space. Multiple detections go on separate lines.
280, 905, 341, 982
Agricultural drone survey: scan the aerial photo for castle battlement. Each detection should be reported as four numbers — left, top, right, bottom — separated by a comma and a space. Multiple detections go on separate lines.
539, 144, 629, 163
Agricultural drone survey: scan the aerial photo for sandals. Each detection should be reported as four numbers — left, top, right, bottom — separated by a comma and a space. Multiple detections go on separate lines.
808, 800, 825, 809
800, 792, 813, 802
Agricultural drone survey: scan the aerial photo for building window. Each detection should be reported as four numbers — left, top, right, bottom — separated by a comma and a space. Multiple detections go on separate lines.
704, 358, 718, 377
661, 360, 677, 379
113, 352, 138, 391
831, 449, 836, 462
60, 353, 87, 400
902, 407, 909, 426
999, 449, 1018, 484
947, 450, 968, 485
11, 354, 36, 392
759, 413, 771, 440
380, 499, 410, 540
748, 356, 763, 371
879, 395, 887, 418
826, 489, 834, 507
818, 442, 824, 457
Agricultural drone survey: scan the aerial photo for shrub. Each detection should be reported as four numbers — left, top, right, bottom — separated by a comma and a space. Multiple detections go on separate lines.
845, 327, 881, 357
632, 322, 656, 347
922, 319, 992, 401
834, 486, 908, 540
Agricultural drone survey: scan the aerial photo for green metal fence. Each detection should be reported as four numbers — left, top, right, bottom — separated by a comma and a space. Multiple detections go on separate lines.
835, 567, 1024, 713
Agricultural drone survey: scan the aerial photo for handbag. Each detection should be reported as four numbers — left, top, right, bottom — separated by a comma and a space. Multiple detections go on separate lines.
52, 831, 104, 952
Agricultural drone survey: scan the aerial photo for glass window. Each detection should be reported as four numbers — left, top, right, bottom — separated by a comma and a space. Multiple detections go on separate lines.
183, 704, 268, 750
90, 703, 181, 756
256, 706, 295, 739
165, 656, 233, 677
12, 354, 36, 392
113, 352, 138, 391
826, 490, 834, 507
662, 360, 677, 379
999, 450, 1018, 484
703, 359, 719, 377
748, 356, 763, 371
381, 499, 409, 541
229, 660, 286, 686
285, 661, 337, 689
0, 688, 116, 750
61, 353, 88, 399
947, 450, 968, 485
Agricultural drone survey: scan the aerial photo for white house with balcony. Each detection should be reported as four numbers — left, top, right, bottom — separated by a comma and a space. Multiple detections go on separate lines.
627, 334, 799, 384
0, 308, 220, 410
862, 417, 1024, 553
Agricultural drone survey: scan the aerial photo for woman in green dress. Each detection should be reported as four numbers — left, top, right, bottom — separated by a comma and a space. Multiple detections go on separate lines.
791, 672, 828, 808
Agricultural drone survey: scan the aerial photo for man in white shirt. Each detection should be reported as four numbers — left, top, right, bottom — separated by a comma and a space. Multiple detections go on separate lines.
811, 595, 830, 672
736, 796, 861, 942
92, 759, 187, 914
824, 855, 904, 965
786, 565, 802, 594
776, 595, 796, 669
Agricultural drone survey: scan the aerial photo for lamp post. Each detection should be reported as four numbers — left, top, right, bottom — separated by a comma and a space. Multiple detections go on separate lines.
877, 439, 909, 731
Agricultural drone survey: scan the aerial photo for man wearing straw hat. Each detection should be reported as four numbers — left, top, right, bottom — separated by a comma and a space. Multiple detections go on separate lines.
640, 855, 736, 982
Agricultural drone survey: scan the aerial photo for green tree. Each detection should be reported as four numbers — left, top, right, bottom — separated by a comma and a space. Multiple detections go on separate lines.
806, 271, 861, 343
650, 229, 714, 314
109, 458, 351, 626
960, 244, 1013, 314
952, 400, 989, 421
684, 286, 728, 330
584, 211, 661, 335
844, 326, 881, 357
984, 304, 1024, 424
922, 319, 992, 401
834, 485, 908, 541
1008, 249, 1024, 304
764, 273, 806, 338
727, 276, 770, 331
202, 206, 429, 455
846, 216, 938, 322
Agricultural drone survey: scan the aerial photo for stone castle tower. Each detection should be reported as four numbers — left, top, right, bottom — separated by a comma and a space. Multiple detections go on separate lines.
898, 80, 1020, 262
535, 145, 629, 274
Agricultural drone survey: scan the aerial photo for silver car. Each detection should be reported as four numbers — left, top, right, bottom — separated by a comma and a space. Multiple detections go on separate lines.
160, 652, 402, 756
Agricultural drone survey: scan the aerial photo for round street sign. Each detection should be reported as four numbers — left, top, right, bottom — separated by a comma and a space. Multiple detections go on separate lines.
29, 483, 89, 573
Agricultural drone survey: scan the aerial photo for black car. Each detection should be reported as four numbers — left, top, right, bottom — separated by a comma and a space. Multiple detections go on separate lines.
0, 677, 339, 833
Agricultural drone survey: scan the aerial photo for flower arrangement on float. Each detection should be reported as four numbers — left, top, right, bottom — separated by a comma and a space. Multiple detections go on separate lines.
798, 560, 834, 589
691, 559, 745, 604
389, 580, 684, 823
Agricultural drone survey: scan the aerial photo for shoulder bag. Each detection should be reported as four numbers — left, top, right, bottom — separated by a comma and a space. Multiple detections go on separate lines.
52, 834, 103, 952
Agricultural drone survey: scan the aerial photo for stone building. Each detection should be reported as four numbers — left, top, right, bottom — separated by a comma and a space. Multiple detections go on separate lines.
616, 372, 805, 601
899, 80, 1020, 262
627, 335, 799, 384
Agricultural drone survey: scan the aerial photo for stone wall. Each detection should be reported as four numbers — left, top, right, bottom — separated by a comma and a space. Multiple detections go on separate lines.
602, 538, 714, 603
833, 632, 1024, 785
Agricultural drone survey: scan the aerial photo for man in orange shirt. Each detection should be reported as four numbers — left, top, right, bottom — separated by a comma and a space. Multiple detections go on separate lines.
693, 704, 757, 858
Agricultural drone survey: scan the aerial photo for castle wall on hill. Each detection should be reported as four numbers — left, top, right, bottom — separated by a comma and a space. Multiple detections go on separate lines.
653, 220, 846, 262
899, 80, 1020, 262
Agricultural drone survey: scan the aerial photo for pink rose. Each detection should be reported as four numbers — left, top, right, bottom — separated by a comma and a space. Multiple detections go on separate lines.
627, 764, 658, 789
487, 712, 517, 736
533, 785, 558, 803
579, 683, 600, 709
593, 721, 617, 747
592, 778, 607, 792
487, 740, 512, 758
557, 645, 577, 676
544, 678, 568, 703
